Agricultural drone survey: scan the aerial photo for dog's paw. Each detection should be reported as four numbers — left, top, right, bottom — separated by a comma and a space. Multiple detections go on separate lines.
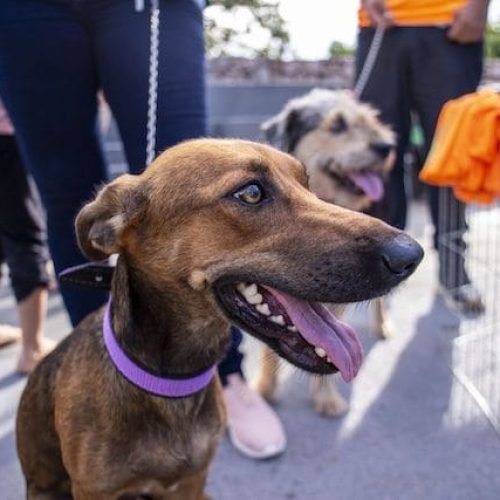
311, 377, 349, 418
313, 391, 349, 418
373, 318, 393, 339
253, 376, 278, 402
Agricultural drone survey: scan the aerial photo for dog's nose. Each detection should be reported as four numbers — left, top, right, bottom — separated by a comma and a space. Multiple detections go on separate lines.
370, 142, 394, 159
382, 234, 424, 277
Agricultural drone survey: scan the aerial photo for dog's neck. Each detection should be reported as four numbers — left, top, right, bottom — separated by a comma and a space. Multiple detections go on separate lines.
109, 257, 230, 378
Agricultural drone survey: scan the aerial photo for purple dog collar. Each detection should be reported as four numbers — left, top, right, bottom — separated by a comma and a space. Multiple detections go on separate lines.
103, 299, 216, 398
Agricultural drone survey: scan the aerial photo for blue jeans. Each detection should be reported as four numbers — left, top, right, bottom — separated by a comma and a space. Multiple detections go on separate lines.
0, 0, 206, 325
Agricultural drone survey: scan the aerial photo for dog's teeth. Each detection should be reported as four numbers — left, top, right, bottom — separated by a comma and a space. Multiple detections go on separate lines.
240, 283, 262, 304
314, 347, 327, 358
256, 303, 271, 316
246, 293, 263, 305
237, 283, 248, 294
287, 325, 297, 332
270, 315, 285, 325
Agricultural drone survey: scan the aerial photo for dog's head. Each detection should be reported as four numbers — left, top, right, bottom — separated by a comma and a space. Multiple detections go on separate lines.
76, 139, 422, 380
262, 89, 395, 211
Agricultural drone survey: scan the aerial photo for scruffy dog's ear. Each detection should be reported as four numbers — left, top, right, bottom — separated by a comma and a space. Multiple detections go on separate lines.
75, 174, 147, 261
261, 102, 322, 154
261, 112, 286, 149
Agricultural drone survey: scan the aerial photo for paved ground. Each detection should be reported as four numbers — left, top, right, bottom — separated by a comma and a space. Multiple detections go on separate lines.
1, 201, 499, 500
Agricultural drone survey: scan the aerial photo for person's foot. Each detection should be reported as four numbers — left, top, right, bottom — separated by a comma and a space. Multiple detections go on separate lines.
223, 374, 287, 459
439, 283, 485, 314
16, 338, 57, 375
0, 324, 22, 348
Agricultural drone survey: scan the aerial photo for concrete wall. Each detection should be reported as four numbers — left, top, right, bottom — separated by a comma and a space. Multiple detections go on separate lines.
207, 83, 323, 140
104, 83, 329, 176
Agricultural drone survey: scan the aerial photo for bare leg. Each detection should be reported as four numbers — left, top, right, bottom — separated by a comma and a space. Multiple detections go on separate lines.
16, 286, 55, 374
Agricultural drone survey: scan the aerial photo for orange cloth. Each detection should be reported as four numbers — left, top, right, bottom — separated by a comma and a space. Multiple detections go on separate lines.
419, 90, 500, 205
359, 0, 466, 27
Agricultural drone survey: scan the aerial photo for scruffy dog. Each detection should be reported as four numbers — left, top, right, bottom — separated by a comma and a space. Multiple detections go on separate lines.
258, 89, 397, 417
16, 139, 422, 499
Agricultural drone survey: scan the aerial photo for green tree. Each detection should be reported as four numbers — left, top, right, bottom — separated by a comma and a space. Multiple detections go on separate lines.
205, 0, 290, 59
486, 22, 500, 58
328, 41, 354, 58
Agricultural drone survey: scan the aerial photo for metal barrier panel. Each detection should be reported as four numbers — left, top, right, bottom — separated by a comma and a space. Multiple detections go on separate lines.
440, 195, 500, 434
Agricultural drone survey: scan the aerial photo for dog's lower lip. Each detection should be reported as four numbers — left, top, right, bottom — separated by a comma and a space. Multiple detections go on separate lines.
214, 281, 337, 374
326, 168, 384, 198
326, 169, 364, 195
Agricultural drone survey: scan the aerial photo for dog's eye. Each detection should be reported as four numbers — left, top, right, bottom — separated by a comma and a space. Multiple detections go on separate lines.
330, 115, 348, 134
232, 183, 265, 205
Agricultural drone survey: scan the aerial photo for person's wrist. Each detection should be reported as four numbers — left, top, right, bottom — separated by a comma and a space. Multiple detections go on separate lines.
468, 0, 490, 11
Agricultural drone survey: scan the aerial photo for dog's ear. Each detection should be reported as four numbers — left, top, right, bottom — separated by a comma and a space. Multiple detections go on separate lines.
261, 112, 284, 148
75, 174, 147, 261
261, 104, 322, 154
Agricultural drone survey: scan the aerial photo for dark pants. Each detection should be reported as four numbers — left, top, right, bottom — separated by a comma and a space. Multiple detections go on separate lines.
0, 0, 206, 324
356, 27, 483, 288
218, 326, 244, 385
0, 135, 50, 302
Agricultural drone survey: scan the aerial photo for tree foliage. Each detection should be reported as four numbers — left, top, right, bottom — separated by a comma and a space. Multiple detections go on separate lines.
486, 22, 500, 58
205, 0, 290, 59
328, 41, 354, 58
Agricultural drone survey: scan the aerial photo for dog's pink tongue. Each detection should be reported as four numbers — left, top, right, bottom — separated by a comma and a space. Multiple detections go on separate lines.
348, 172, 384, 202
264, 287, 363, 383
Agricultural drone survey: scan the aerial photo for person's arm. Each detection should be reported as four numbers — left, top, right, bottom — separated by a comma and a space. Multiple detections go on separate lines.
361, 0, 394, 27
447, 0, 491, 43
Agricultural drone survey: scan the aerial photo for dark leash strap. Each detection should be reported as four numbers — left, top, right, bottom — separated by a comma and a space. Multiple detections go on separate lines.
59, 262, 114, 290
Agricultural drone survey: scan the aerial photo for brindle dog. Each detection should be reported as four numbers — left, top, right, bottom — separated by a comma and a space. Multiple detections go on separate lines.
17, 139, 422, 499
258, 89, 399, 417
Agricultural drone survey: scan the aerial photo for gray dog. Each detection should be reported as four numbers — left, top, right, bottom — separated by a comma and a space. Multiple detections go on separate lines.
257, 89, 397, 417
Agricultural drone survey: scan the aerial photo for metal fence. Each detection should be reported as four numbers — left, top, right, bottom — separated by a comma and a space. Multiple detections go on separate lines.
440, 197, 500, 434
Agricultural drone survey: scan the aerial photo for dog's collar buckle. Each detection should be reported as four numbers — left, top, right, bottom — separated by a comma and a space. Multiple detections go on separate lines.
103, 299, 216, 398
59, 262, 114, 290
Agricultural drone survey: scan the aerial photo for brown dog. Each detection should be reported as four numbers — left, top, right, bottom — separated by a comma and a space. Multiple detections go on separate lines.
16, 138, 422, 499
258, 89, 398, 416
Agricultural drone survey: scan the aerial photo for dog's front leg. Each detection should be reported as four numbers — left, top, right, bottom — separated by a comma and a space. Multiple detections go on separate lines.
254, 345, 280, 402
166, 467, 211, 500
310, 376, 349, 418
373, 298, 392, 339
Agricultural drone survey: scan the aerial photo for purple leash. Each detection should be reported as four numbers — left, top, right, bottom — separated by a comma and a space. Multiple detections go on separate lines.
103, 299, 216, 398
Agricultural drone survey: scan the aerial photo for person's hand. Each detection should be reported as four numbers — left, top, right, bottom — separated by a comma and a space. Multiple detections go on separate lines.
362, 0, 394, 27
448, 0, 489, 43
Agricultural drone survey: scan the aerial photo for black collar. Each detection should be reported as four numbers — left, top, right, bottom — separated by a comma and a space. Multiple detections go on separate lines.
59, 262, 114, 290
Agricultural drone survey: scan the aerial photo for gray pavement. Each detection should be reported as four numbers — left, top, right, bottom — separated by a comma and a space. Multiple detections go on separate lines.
1, 201, 500, 499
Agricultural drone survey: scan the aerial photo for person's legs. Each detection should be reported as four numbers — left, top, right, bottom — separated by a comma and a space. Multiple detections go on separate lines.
0, 134, 53, 371
0, 0, 109, 326
90, 0, 284, 457
92, 0, 206, 172
411, 27, 484, 306
16, 287, 53, 374
218, 326, 244, 385
0, 241, 23, 349
355, 27, 412, 229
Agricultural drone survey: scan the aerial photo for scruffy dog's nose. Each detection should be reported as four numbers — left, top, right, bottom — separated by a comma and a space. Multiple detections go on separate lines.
382, 234, 424, 277
370, 142, 394, 159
